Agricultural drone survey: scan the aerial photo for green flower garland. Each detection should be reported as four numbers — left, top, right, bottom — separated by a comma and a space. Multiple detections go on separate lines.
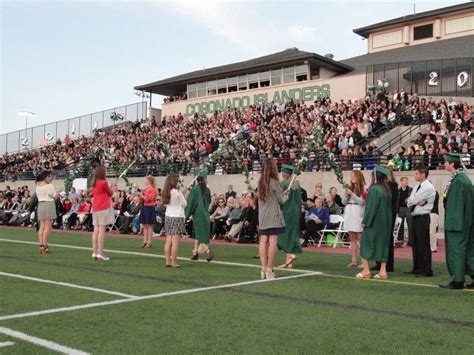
288, 120, 349, 190
64, 146, 107, 192
117, 129, 183, 186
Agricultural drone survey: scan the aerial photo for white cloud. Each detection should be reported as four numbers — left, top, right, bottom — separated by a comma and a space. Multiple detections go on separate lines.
161, 0, 320, 56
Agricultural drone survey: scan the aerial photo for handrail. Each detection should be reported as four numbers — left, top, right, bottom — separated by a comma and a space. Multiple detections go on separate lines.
377, 117, 428, 154
2, 151, 471, 183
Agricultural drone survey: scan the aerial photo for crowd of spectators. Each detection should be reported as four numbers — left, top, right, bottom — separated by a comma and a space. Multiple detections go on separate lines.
0, 183, 347, 246
163, 92, 187, 104
1, 90, 472, 183
389, 96, 473, 170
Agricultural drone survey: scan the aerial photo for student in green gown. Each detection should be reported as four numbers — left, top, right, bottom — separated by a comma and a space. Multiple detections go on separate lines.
27, 193, 39, 231
185, 171, 214, 262
356, 165, 392, 280
439, 153, 473, 290
277, 164, 303, 268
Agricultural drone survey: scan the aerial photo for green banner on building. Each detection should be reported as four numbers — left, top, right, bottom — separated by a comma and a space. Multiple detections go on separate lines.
185, 84, 330, 116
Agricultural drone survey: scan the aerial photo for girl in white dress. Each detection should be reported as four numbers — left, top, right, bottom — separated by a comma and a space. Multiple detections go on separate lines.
342, 170, 367, 267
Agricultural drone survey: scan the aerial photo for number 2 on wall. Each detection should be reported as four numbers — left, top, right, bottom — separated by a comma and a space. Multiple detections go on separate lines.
428, 71, 438, 86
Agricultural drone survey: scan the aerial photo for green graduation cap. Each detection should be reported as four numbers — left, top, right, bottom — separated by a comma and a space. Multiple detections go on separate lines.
281, 164, 295, 174
374, 165, 390, 177
194, 169, 208, 179
444, 153, 463, 163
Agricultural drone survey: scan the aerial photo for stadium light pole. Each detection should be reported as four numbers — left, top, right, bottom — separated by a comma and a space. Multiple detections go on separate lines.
18, 110, 37, 130
134, 91, 149, 104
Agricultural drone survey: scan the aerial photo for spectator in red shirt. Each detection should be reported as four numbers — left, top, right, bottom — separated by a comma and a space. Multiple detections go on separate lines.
138, 176, 157, 248
90, 166, 115, 261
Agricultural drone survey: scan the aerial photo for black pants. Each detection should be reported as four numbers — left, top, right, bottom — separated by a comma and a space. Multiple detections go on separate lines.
376, 214, 396, 271
305, 220, 325, 243
212, 219, 227, 237
411, 214, 432, 274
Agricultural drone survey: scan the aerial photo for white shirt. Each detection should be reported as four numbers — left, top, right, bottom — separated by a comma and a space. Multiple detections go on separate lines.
165, 189, 187, 218
36, 184, 56, 202
407, 179, 436, 216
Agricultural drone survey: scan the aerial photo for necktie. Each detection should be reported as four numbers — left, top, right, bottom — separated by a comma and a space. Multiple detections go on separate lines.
411, 185, 421, 213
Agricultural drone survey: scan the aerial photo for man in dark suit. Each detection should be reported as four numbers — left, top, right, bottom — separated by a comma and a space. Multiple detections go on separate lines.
119, 195, 141, 234
424, 145, 439, 170
225, 185, 237, 201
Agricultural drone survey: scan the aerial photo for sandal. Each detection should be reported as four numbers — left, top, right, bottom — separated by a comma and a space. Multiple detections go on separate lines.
279, 256, 297, 268
355, 272, 372, 279
172, 264, 182, 268
144, 243, 152, 249
39, 245, 46, 255
206, 248, 214, 262
190, 251, 199, 260
373, 273, 388, 280
347, 262, 358, 268
140, 242, 147, 248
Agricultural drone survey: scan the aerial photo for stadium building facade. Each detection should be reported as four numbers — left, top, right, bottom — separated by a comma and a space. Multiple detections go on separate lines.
136, 2, 474, 118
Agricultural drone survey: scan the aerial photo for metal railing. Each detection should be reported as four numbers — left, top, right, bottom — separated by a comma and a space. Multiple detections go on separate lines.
1, 151, 472, 183
377, 116, 428, 154
0, 102, 147, 155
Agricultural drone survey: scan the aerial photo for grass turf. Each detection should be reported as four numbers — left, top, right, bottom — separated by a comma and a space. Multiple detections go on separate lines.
0, 227, 473, 354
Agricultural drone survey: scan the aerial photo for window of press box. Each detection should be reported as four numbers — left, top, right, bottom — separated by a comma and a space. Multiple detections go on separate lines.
296, 64, 308, 82
207, 80, 217, 95
239, 75, 248, 90
227, 76, 238, 92
248, 73, 258, 89
271, 69, 282, 86
259, 71, 270, 87
413, 24, 433, 41
187, 84, 197, 99
283, 67, 295, 84
217, 79, 227, 94
197, 82, 207, 97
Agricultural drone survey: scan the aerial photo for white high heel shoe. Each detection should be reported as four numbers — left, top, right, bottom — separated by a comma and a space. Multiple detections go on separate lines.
260, 269, 266, 280
265, 268, 276, 280
96, 254, 110, 261
92, 253, 97, 260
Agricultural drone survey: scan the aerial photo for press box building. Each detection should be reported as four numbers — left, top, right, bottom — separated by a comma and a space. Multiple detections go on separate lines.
136, 2, 474, 119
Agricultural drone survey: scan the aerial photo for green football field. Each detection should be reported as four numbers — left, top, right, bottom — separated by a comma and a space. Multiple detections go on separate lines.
0, 227, 472, 354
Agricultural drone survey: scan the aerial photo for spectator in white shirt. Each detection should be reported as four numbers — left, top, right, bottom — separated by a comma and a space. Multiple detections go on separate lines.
406, 165, 436, 277
162, 175, 187, 268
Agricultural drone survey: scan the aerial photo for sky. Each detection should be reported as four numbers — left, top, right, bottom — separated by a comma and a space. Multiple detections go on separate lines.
0, 0, 465, 134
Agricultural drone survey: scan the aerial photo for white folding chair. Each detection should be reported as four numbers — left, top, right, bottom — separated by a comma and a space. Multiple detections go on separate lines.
317, 215, 349, 248
393, 216, 402, 245
108, 212, 122, 232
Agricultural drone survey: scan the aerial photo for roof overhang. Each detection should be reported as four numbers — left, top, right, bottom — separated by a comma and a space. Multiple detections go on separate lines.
134, 49, 354, 96
353, 2, 474, 38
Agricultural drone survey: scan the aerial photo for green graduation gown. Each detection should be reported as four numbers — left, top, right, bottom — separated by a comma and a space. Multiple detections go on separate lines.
360, 185, 392, 262
27, 193, 39, 231
278, 180, 303, 254
185, 185, 211, 244
444, 172, 473, 282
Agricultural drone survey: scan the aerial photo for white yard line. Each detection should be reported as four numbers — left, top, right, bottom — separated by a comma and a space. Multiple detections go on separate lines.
2, 238, 468, 292
0, 341, 15, 348
0, 326, 89, 354
0, 238, 313, 274
0, 272, 321, 322
0, 271, 137, 299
